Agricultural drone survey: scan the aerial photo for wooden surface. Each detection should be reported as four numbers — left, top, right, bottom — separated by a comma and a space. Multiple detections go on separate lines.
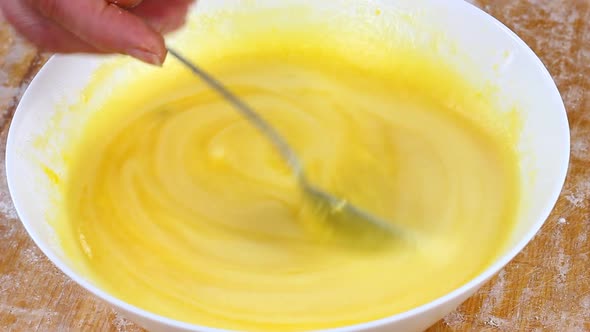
1, 1, 589, 331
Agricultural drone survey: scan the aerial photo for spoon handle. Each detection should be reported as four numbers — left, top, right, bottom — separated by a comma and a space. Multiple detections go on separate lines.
167, 48, 303, 176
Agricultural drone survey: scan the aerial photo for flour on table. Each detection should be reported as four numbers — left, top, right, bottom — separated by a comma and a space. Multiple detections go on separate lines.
565, 192, 586, 208
555, 252, 570, 288
0, 21, 37, 115
571, 137, 589, 160
111, 311, 146, 332
0, 181, 18, 220
565, 179, 590, 208
576, 231, 588, 252
464, 270, 510, 330
0, 18, 34, 226
112, 312, 135, 332
485, 315, 509, 328
0, 139, 19, 246
443, 310, 465, 328
553, 216, 570, 290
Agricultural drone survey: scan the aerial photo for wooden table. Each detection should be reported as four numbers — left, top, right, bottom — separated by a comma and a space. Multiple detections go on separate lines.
1, 1, 589, 331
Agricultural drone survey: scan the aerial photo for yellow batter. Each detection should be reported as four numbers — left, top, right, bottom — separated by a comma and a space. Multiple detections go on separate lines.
56, 7, 520, 332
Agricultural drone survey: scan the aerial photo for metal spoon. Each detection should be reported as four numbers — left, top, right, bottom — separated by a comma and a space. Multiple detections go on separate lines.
167, 48, 404, 243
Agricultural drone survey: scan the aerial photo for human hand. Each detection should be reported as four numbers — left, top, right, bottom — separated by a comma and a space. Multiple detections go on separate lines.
0, 0, 195, 65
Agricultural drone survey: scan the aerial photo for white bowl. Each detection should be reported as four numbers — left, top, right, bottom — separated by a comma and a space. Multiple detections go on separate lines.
6, 0, 569, 331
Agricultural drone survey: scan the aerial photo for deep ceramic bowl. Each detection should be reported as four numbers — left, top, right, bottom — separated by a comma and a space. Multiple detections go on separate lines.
6, 1, 569, 331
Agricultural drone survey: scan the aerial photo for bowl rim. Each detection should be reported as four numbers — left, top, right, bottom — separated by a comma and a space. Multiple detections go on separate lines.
5, 1, 570, 331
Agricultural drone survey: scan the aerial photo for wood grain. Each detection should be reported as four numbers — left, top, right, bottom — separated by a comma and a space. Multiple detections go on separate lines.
0, 1, 589, 331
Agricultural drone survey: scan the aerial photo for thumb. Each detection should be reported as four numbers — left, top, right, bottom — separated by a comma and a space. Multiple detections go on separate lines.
33, 0, 166, 65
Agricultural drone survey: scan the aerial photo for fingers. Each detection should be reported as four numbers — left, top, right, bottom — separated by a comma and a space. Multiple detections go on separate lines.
131, 0, 194, 33
32, 0, 166, 65
1, 0, 194, 65
0, 0, 100, 53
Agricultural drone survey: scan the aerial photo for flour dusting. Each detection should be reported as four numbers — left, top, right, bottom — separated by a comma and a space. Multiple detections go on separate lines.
485, 315, 508, 328
0, 20, 36, 118
565, 192, 586, 208
564, 178, 589, 208
571, 137, 589, 159
553, 216, 570, 292
0, 85, 18, 107
555, 252, 570, 287
0, 274, 13, 293
477, 270, 506, 325
21, 246, 43, 265
0, 17, 34, 228
0, 136, 19, 260
0, 174, 18, 220
576, 231, 588, 250
0, 302, 58, 320
111, 311, 145, 332
112, 312, 135, 332
443, 310, 465, 328
0, 76, 30, 121
0, 138, 20, 247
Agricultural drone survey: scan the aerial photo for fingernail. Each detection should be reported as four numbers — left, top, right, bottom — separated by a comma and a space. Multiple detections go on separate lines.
127, 48, 164, 66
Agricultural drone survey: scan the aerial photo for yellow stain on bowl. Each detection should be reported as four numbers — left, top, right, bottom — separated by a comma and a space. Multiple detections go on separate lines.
41, 165, 60, 185
53, 4, 521, 332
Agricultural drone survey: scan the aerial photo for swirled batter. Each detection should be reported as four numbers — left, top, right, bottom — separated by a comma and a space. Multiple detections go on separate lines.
57, 10, 520, 332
